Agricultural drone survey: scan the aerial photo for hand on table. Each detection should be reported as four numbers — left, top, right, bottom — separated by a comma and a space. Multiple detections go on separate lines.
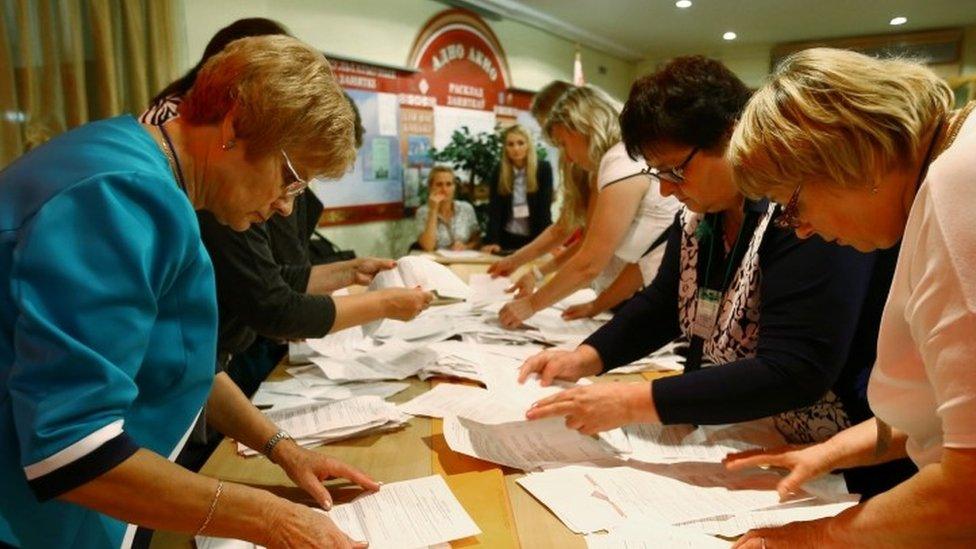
723, 442, 838, 501
524, 382, 654, 435
561, 301, 598, 320
272, 440, 380, 511
732, 517, 835, 549
487, 256, 520, 278
268, 502, 368, 549
481, 244, 501, 254
506, 272, 535, 299
350, 257, 396, 285
498, 297, 536, 329
517, 348, 601, 386
377, 287, 433, 320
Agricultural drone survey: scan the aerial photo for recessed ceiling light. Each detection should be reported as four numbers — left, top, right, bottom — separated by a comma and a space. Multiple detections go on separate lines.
890, 16, 908, 26
675, 0, 693, 8
723, 31, 737, 41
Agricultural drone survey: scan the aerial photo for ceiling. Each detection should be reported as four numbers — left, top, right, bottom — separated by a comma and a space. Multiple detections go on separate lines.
460, 0, 976, 60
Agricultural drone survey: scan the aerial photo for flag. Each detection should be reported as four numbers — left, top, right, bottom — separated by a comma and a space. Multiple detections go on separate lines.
573, 48, 585, 86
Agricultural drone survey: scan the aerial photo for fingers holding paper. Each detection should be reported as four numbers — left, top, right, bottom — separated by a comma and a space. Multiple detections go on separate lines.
498, 297, 535, 329
524, 382, 654, 435
517, 348, 599, 386
505, 272, 535, 299
268, 503, 367, 549
379, 287, 434, 320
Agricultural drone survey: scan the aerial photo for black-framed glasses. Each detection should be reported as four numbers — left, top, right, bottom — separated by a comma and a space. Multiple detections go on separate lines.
774, 184, 803, 230
642, 147, 699, 184
281, 150, 308, 198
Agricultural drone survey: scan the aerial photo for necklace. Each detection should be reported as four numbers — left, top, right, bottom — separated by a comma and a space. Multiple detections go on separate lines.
157, 125, 188, 195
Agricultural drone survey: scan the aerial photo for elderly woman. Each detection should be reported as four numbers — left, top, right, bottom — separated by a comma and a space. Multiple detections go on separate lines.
0, 36, 424, 547
415, 166, 481, 251
724, 48, 976, 548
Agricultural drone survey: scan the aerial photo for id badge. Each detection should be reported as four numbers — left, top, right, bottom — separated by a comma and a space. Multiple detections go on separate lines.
513, 204, 530, 219
692, 288, 722, 339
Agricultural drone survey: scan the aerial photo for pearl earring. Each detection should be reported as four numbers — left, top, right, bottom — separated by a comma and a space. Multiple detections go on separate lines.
222, 139, 236, 151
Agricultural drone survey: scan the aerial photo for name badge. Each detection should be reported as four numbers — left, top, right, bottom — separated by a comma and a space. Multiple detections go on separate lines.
692, 288, 722, 339
513, 204, 530, 219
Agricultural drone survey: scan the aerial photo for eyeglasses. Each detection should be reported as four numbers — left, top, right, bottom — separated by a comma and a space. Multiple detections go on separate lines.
642, 147, 699, 184
774, 184, 803, 230
281, 150, 308, 198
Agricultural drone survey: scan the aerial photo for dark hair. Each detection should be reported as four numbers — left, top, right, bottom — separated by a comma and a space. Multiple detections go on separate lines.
530, 80, 574, 122
343, 92, 365, 149
620, 55, 751, 160
150, 18, 291, 104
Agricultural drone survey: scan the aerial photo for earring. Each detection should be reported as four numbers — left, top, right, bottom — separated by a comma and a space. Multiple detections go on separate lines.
222, 139, 236, 151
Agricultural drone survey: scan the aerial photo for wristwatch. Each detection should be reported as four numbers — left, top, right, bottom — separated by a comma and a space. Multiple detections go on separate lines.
262, 430, 293, 462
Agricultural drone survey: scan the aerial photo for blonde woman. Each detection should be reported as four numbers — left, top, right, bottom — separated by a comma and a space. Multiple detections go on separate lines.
724, 48, 976, 548
415, 166, 481, 251
498, 86, 681, 328
482, 124, 554, 252
0, 36, 412, 547
487, 80, 593, 278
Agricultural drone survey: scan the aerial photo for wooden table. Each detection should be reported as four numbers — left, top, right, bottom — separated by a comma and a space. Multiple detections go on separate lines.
152, 262, 676, 549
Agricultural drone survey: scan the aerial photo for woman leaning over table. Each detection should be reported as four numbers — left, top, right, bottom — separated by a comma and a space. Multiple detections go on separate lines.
0, 36, 386, 548
497, 86, 681, 328
722, 48, 976, 548
518, 55, 917, 499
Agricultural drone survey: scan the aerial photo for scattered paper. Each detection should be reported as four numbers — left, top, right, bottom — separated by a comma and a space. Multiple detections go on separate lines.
586, 519, 730, 549
623, 420, 786, 464
678, 498, 859, 538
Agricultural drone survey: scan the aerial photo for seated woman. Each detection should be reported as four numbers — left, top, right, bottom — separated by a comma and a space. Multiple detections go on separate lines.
415, 166, 481, 251
723, 48, 976, 548
518, 56, 915, 498
482, 124, 553, 253
498, 85, 681, 328
488, 80, 593, 279
0, 35, 398, 546
143, 19, 430, 401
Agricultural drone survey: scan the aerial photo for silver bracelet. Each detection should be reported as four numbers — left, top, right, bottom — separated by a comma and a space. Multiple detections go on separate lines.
262, 430, 292, 462
195, 480, 223, 537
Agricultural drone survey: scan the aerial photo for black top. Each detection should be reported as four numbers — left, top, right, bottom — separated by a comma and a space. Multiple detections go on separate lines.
198, 192, 336, 356
584, 204, 897, 428
485, 160, 554, 244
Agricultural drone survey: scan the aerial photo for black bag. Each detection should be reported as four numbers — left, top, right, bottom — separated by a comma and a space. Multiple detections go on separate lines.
308, 229, 356, 265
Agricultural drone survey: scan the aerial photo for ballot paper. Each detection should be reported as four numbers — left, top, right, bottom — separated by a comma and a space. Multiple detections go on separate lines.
435, 249, 484, 260
551, 288, 598, 311
399, 383, 525, 424
196, 476, 478, 549
523, 307, 605, 346
516, 461, 843, 534
251, 379, 409, 411
306, 325, 369, 359
327, 475, 480, 549
239, 396, 406, 456
467, 273, 513, 306
586, 519, 730, 549
623, 420, 786, 464
607, 339, 687, 374
677, 498, 859, 538
310, 339, 438, 381
369, 255, 472, 299
443, 415, 618, 471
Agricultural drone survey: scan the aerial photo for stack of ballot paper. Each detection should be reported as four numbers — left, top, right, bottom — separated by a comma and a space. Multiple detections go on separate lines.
250, 377, 409, 412
517, 461, 851, 535
196, 475, 480, 549
238, 395, 408, 456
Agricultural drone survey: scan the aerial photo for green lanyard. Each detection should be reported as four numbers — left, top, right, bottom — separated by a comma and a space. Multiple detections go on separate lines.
701, 212, 749, 294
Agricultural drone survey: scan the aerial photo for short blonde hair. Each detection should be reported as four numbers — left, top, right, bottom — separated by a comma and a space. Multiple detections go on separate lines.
498, 124, 538, 195
426, 165, 455, 187
729, 48, 953, 198
180, 35, 355, 180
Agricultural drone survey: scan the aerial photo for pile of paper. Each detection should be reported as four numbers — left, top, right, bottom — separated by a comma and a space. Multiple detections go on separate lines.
516, 461, 851, 535
620, 419, 787, 464
238, 395, 408, 456
251, 376, 409, 412
586, 519, 731, 549
196, 475, 480, 549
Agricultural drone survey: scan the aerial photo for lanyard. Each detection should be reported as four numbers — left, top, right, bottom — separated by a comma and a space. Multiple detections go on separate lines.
686, 212, 750, 372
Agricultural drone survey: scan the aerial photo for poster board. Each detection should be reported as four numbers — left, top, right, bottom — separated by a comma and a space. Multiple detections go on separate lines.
314, 9, 538, 226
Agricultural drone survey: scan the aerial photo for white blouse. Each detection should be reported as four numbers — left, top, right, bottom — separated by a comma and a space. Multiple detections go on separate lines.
592, 142, 681, 293
868, 111, 976, 468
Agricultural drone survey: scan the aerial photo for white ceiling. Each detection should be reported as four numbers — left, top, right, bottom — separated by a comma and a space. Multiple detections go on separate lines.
462, 0, 976, 60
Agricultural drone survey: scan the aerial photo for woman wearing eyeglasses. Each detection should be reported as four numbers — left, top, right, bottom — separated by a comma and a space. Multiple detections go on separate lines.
517, 56, 916, 498
0, 36, 400, 548
498, 85, 681, 328
721, 48, 976, 549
